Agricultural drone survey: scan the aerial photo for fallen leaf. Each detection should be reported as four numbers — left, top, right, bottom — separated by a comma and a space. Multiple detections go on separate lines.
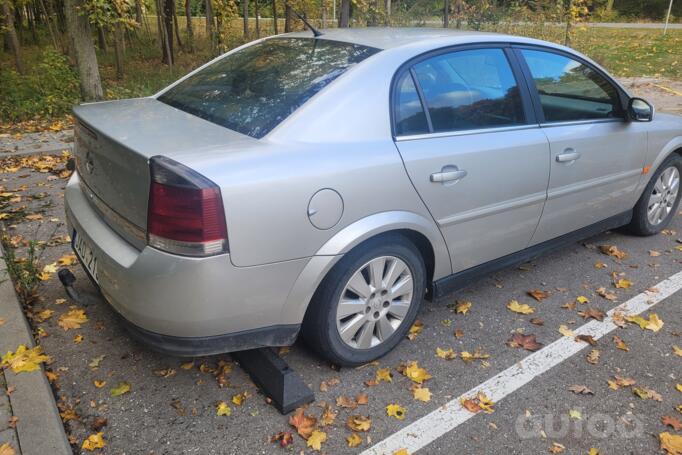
232, 391, 249, 406
613, 335, 629, 351
596, 287, 617, 301
633, 386, 662, 401
289, 408, 317, 439
307, 430, 327, 451
58, 309, 88, 330
376, 367, 393, 383
576, 295, 589, 304
320, 405, 337, 426
346, 415, 371, 432
507, 300, 535, 314
662, 415, 682, 431
612, 311, 627, 328
568, 384, 594, 395
594, 261, 608, 269
271, 431, 293, 448
569, 409, 582, 420
549, 442, 566, 453
436, 347, 457, 360
649, 250, 661, 257
660, 432, 682, 455
356, 393, 368, 405
216, 401, 231, 416
35, 309, 54, 322
109, 382, 130, 397
460, 391, 494, 414
578, 308, 605, 321
347, 432, 363, 447
320, 377, 340, 392
607, 376, 636, 390
93, 380, 106, 388
559, 325, 576, 338
73, 334, 84, 344
412, 385, 432, 402
453, 329, 464, 338
599, 245, 628, 260
528, 289, 549, 301
337, 395, 358, 409
614, 278, 633, 289
393, 450, 410, 455
530, 318, 544, 325
403, 361, 432, 384
586, 349, 600, 364
0, 443, 16, 455
677, 384, 682, 393
626, 313, 664, 332
455, 300, 472, 315
0, 345, 50, 373
180, 361, 194, 370
89, 355, 104, 370
507, 333, 543, 351
386, 404, 407, 420
673, 345, 682, 357
407, 320, 423, 340
57, 254, 77, 266
460, 349, 490, 362
575, 335, 598, 346
81, 432, 106, 451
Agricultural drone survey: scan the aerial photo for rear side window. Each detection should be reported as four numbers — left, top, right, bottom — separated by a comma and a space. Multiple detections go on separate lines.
520, 49, 623, 122
394, 72, 429, 136
158, 38, 379, 138
410, 48, 525, 133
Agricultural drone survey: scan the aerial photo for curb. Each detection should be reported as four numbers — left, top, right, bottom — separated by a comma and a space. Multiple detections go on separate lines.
0, 145, 73, 159
0, 243, 72, 455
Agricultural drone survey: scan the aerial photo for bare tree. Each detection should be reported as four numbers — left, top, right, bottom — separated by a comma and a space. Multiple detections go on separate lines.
64, 0, 103, 100
254, 0, 259, 37
284, 1, 291, 31
338, 0, 349, 27
172, 0, 183, 48
2, 0, 25, 74
185, 0, 193, 51
205, 0, 215, 49
159, 0, 174, 65
272, 0, 277, 33
443, 0, 449, 27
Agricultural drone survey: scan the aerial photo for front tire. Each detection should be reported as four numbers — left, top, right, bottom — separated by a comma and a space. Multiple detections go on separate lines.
301, 234, 426, 367
628, 154, 682, 236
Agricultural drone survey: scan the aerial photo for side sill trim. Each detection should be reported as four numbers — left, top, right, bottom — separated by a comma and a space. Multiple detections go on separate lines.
432, 210, 632, 299
120, 318, 300, 357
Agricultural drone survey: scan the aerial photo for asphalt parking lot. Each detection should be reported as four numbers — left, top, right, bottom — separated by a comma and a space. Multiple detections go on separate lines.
0, 149, 681, 455
0, 78, 681, 455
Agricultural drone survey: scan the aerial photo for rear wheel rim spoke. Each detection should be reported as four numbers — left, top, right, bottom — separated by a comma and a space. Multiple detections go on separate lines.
647, 166, 679, 226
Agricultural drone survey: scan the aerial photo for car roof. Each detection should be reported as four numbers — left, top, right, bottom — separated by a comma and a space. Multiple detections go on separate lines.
284, 27, 507, 50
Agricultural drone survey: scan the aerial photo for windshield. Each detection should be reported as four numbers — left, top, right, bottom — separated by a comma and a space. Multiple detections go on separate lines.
158, 38, 380, 138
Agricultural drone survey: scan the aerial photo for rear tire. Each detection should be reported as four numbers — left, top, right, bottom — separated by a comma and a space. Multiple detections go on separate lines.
628, 154, 682, 236
301, 234, 426, 367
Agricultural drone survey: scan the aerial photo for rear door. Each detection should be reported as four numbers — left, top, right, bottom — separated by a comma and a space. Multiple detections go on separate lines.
393, 46, 551, 273
515, 47, 648, 245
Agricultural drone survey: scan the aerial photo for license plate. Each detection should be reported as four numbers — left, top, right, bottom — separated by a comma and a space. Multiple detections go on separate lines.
72, 230, 99, 284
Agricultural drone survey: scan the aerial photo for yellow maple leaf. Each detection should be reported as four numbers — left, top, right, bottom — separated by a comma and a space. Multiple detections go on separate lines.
35, 309, 54, 322
507, 300, 534, 314
82, 432, 106, 451
1, 345, 50, 373
403, 361, 432, 384
386, 404, 407, 420
216, 401, 231, 416
347, 432, 363, 448
58, 309, 88, 330
589, 449, 601, 455
660, 432, 682, 455
615, 278, 633, 289
407, 320, 423, 340
393, 450, 410, 455
558, 325, 576, 338
673, 345, 682, 357
626, 313, 664, 332
376, 367, 392, 383
73, 334, 84, 344
57, 254, 77, 266
232, 391, 249, 406
576, 296, 589, 304
93, 380, 106, 388
412, 386, 432, 402
180, 361, 194, 370
307, 430, 327, 451
676, 384, 682, 393
110, 381, 131, 397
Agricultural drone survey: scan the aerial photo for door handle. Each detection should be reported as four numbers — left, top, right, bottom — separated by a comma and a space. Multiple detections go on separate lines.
556, 150, 581, 163
430, 169, 467, 183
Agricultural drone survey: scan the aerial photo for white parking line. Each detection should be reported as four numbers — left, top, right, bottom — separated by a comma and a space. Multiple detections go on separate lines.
362, 270, 682, 455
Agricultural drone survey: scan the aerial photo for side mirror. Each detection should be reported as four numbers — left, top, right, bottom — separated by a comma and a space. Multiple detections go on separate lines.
628, 97, 654, 122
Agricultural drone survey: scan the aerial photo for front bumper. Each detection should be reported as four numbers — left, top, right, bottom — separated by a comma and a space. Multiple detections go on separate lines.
64, 173, 308, 355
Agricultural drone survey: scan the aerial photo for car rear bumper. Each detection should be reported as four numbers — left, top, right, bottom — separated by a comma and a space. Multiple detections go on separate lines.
64, 172, 308, 353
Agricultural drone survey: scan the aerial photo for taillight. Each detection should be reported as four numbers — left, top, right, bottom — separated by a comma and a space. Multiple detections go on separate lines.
147, 156, 228, 257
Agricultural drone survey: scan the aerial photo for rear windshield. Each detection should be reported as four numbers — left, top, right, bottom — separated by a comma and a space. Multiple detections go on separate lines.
158, 38, 379, 138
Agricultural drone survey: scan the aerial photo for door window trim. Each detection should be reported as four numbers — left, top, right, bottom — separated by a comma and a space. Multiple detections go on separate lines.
390, 43, 538, 139
510, 44, 629, 125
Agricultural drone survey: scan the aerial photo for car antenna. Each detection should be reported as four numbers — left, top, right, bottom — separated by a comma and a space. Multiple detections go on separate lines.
285, 2, 323, 37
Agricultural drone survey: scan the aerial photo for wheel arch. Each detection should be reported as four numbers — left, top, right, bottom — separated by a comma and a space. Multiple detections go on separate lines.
279, 211, 450, 326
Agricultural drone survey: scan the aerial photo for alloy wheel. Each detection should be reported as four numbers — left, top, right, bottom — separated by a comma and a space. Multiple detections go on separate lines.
647, 166, 680, 226
335, 256, 414, 350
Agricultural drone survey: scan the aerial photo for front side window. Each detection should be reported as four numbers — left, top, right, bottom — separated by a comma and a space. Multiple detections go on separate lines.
159, 38, 379, 138
520, 49, 623, 122
410, 48, 526, 133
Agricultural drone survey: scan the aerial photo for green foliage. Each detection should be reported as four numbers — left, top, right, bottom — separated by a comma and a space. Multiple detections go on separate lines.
0, 49, 79, 122
1, 235, 42, 304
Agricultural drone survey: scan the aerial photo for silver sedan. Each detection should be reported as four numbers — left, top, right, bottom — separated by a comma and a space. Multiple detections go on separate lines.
65, 27, 682, 365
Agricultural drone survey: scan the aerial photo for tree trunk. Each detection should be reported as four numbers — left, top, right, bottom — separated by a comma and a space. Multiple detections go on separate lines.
443, 0, 449, 28
172, 0, 183, 49
338, 0, 349, 27
135, 0, 143, 23
184, 0, 193, 50
2, 0, 25, 74
271, 0, 277, 33
205, 0, 215, 49
38, 0, 60, 49
284, 1, 291, 31
254, 0, 259, 37
242, 0, 248, 37
384, 0, 390, 25
161, 0, 174, 64
564, 0, 572, 46
113, 22, 124, 79
454, 0, 462, 28
64, 0, 103, 100
321, 1, 326, 28
97, 26, 107, 51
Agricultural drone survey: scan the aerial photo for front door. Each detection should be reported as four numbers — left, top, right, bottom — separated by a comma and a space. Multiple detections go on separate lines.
393, 47, 551, 273
515, 48, 648, 245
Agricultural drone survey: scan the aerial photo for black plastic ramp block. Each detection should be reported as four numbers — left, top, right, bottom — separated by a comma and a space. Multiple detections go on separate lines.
232, 348, 315, 414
